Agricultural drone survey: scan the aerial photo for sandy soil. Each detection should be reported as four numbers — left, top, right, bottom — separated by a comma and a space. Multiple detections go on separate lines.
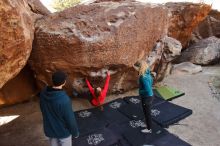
0, 66, 219, 146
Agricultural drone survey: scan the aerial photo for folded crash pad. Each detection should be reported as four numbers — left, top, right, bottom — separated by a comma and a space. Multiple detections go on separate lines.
154, 86, 185, 100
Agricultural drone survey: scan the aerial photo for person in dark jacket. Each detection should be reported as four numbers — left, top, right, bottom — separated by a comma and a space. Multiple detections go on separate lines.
134, 60, 154, 133
39, 71, 79, 146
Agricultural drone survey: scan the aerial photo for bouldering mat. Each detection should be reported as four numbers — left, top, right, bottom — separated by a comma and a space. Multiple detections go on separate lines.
122, 120, 166, 146
102, 98, 130, 124
74, 98, 192, 146
151, 131, 191, 146
154, 86, 185, 101
75, 98, 130, 136
151, 101, 192, 127
72, 128, 121, 146
123, 96, 165, 107
75, 108, 109, 136
118, 104, 144, 120
118, 101, 192, 127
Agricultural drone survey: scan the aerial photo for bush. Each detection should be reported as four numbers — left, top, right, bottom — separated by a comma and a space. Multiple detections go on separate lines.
52, 0, 80, 11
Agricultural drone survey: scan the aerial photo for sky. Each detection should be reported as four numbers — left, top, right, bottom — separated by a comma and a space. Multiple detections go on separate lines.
40, 0, 220, 12
40, 0, 56, 12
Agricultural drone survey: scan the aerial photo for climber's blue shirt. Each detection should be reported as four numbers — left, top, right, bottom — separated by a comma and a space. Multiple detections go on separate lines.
139, 69, 154, 97
40, 87, 79, 138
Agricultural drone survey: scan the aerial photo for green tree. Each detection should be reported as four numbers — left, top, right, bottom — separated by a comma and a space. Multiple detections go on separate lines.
52, 0, 80, 11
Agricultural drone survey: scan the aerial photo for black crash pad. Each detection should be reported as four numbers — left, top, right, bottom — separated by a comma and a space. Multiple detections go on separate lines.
103, 98, 127, 110
118, 101, 192, 127
123, 96, 165, 107
151, 101, 192, 127
151, 131, 191, 146
118, 104, 144, 120
108, 138, 131, 146
72, 128, 120, 146
108, 120, 166, 146
74, 98, 192, 146
101, 98, 130, 124
75, 108, 109, 136
75, 98, 130, 136
121, 120, 166, 146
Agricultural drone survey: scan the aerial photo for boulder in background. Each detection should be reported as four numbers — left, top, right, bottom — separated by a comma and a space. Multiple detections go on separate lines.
166, 2, 211, 48
177, 36, 220, 65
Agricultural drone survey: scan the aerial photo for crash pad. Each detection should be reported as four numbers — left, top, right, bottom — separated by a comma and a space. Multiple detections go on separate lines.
154, 86, 185, 100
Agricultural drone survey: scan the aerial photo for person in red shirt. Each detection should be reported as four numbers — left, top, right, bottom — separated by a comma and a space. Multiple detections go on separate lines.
86, 72, 110, 109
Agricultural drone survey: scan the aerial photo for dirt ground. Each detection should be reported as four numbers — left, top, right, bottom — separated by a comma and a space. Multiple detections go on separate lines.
0, 65, 220, 146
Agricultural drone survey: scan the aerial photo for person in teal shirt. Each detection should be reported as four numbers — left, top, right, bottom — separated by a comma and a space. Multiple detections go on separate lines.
134, 60, 154, 133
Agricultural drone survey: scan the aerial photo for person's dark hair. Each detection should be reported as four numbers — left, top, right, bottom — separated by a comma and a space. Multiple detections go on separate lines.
94, 87, 101, 98
52, 71, 67, 86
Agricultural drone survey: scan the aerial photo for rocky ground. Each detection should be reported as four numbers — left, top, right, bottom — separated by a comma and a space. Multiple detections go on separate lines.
0, 65, 220, 146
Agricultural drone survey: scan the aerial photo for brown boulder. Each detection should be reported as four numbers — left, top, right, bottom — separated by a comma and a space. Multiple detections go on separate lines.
27, 0, 51, 16
29, 1, 169, 93
0, 0, 35, 88
177, 36, 220, 65
0, 65, 37, 107
166, 2, 211, 48
192, 10, 220, 43
149, 36, 182, 81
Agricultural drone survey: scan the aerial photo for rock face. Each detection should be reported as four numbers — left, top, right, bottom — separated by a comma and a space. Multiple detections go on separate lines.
27, 0, 51, 16
29, 1, 169, 93
0, 65, 37, 106
177, 36, 220, 65
171, 62, 202, 75
166, 2, 211, 48
151, 36, 182, 81
192, 10, 220, 43
0, 0, 35, 88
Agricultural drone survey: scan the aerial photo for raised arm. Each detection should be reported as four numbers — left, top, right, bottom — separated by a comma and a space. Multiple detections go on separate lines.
102, 73, 110, 96
86, 79, 94, 95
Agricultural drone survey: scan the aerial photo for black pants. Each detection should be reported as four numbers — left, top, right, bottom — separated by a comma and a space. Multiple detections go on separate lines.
141, 95, 154, 130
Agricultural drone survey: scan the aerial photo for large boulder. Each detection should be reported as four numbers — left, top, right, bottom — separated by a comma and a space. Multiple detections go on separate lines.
29, 1, 169, 93
0, 65, 37, 106
0, 0, 35, 88
149, 36, 182, 81
177, 36, 220, 65
191, 10, 220, 43
166, 2, 211, 48
27, 0, 51, 16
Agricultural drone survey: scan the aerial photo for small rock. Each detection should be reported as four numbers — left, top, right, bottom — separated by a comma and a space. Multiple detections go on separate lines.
171, 62, 202, 75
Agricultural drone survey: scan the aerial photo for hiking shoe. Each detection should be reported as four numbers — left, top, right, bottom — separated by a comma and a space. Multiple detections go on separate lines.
141, 129, 152, 133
